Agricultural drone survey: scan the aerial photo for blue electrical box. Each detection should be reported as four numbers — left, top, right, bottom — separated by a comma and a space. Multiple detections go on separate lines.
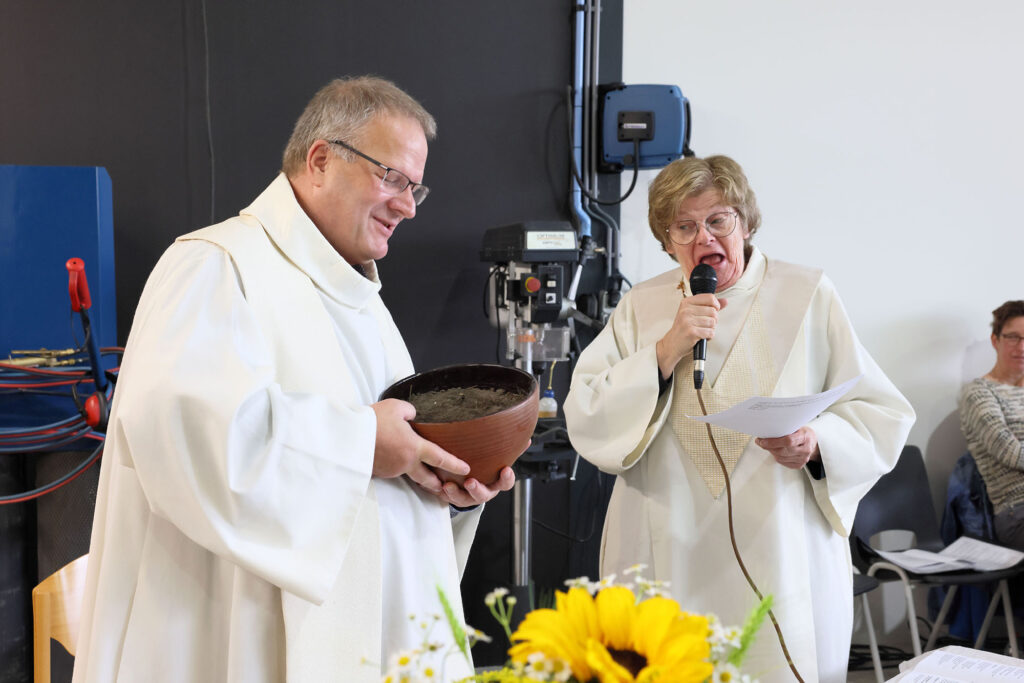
0, 165, 116, 427
599, 84, 692, 171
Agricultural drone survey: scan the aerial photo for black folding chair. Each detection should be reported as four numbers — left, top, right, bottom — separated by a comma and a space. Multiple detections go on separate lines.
850, 445, 1024, 656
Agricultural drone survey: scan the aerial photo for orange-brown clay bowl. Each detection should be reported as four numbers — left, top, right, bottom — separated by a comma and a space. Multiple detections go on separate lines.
380, 363, 538, 486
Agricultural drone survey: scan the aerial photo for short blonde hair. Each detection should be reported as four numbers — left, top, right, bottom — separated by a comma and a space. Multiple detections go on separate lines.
281, 76, 436, 177
647, 155, 761, 257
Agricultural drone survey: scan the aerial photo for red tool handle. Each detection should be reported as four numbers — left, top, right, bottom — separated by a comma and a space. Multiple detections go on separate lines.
66, 257, 92, 312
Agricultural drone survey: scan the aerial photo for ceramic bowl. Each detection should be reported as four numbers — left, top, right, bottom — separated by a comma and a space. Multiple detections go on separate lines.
380, 363, 538, 485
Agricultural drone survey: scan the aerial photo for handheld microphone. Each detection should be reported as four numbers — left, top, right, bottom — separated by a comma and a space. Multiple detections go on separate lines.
689, 264, 717, 389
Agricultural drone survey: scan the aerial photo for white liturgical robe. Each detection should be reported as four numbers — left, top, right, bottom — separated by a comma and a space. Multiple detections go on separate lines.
564, 249, 915, 683
73, 174, 480, 683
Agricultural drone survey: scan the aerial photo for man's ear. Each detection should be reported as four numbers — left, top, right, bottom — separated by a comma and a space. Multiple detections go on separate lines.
305, 140, 332, 186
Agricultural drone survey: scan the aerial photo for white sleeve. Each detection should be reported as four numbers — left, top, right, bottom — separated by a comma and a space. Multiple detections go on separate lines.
806, 280, 916, 536
112, 241, 375, 603
564, 291, 673, 474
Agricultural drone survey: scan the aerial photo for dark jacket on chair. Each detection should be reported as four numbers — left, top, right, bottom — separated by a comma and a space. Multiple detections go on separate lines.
929, 452, 997, 640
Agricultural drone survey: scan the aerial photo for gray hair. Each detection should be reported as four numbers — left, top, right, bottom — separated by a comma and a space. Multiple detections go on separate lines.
281, 76, 437, 177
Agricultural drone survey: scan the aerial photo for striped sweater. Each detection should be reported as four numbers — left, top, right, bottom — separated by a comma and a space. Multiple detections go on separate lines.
959, 377, 1024, 514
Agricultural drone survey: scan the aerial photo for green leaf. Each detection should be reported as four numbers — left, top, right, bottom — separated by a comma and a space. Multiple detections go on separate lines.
437, 585, 470, 663
728, 594, 773, 667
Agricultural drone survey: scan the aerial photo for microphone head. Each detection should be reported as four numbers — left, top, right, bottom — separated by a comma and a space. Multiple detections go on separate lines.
689, 263, 718, 295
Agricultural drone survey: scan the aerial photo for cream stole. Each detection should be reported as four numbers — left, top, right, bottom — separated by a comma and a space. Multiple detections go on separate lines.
669, 259, 822, 498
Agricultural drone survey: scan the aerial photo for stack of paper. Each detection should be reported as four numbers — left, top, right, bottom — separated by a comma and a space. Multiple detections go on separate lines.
874, 537, 1024, 575
889, 645, 1024, 682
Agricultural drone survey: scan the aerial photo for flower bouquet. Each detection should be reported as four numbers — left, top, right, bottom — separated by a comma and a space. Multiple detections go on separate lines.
382, 566, 769, 683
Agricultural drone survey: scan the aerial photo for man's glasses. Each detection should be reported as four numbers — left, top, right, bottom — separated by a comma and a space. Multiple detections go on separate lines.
999, 333, 1024, 345
329, 140, 430, 205
666, 210, 739, 245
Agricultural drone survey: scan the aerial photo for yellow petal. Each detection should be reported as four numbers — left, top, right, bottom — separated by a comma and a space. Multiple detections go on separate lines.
562, 587, 600, 643
511, 611, 574, 653
595, 587, 637, 651
631, 597, 681, 658
585, 638, 635, 683
510, 603, 592, 680
638, 661, 714, 683
657, 613, 710, 666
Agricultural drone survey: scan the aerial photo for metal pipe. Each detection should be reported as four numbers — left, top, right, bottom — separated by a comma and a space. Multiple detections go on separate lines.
571, 2, 592, 237
590, 202, 617, 279
593, 0, 598, 192
585, 0, 593, 194
512, 477, 533, 585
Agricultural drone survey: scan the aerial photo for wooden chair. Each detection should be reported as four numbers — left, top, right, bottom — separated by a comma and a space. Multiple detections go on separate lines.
33, 554, 88, 683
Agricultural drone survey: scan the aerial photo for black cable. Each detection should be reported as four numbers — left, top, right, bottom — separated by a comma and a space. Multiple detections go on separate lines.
496, 318, 503, 363
586, 201, 618, 279
0, 440, 104, 505
489, 266, 506, 363
483, 266, 500, 318
566, 87, 641, 206
487, 266, 512, 364
847, 643, 915, 671
573, 139, 639, 206
4, 427, 94, 453
69, 309, 89, 354
70, 377, 92, 414
532, 472, 606, 545
570, 321, 583, 356
534, 517, 598, 544
0, 389, 77, 398
200, 0, 215, 222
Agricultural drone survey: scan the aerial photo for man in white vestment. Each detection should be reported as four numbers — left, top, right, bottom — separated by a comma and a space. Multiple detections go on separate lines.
564, 155, 915, 682
73, 76, 515, 683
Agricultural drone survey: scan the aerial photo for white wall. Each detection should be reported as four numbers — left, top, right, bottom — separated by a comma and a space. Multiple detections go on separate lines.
620, 1, 1024, 515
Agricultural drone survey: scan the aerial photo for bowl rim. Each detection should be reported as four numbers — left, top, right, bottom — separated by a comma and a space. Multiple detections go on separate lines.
379, 363, 539, 425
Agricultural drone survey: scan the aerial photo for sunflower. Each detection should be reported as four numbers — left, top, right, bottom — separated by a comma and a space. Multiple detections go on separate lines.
507, 586, 713, 683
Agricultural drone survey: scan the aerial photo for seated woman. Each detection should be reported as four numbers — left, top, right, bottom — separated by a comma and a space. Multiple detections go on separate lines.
960, 300, 1024, 549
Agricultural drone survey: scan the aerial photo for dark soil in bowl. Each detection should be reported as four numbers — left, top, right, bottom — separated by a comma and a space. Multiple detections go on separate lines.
409, 386, 529, 423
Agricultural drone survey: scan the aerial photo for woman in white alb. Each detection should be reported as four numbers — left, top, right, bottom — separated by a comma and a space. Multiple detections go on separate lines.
564, 155, 915, 683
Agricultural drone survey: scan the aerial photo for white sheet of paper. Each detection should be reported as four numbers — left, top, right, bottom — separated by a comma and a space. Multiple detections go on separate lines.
873, 548, 973, 575
685, 375, 862, 438
897, 675, 971, 683
870, 537, 1024, 575
897, 647, 1024, 682
941, 537, 1024, 572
